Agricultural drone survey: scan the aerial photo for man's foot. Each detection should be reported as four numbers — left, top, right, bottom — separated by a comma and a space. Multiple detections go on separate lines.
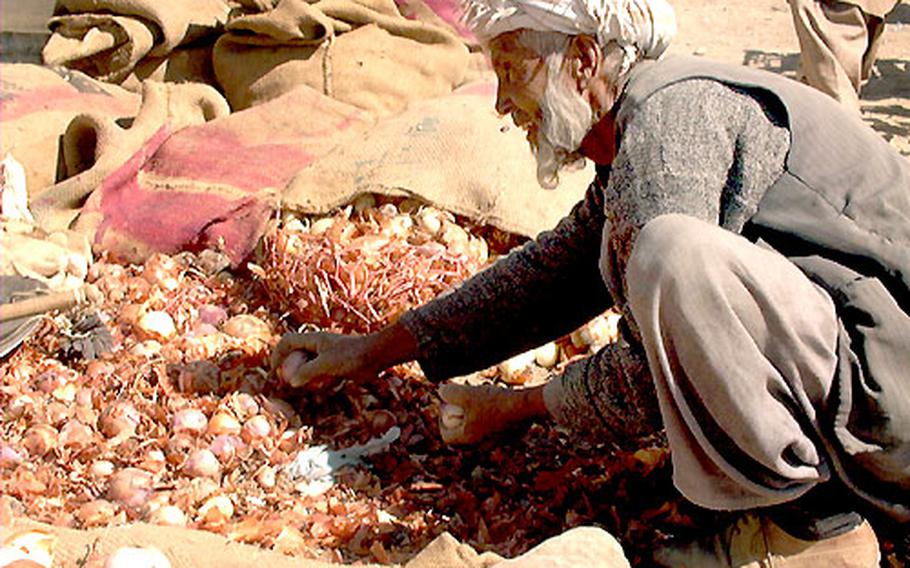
653, 514, 880, 567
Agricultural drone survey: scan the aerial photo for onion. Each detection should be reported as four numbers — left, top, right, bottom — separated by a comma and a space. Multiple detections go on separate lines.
255, 466, 276, 489
499, 349, 537, 385
221, 315, 270, 342
23, 424, 58, 456
139, 450, 167, 473
440, 404, 465, 430
147, 505, 186, 527
197, 304, 228, 327
197, 495, 233, 521
6, 394, 34, 420
130, 340, 162, 358
90, 460, 116, 478
183, 449, 221, 478
240, 415, 271, 442
45, 401, 72, 426
107, 468, 153, 509
380, 214, 414, 239
309, 217, 335, 235
0, 443, 23, 468
278, 351, 310, 385
59, 420, 95, 449
143, 254, 178, 279
416, 208, 444, 235
104, 547, 171, 568
98, 402, 141, 438
135, 311, 177, 342
534, 342, 560, 368
76, 499, 117, 528
570, 312, 620, 350
207, 412, 241, 437
208, 435, 244, 461
228, 392, 259, 419
171, 409, 208, 435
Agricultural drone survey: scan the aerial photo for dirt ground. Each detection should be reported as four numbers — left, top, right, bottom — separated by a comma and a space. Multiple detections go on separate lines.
670, 0, 910, 155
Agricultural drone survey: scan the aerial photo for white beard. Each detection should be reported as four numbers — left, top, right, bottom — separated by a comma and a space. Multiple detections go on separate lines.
533, 61, 596, 189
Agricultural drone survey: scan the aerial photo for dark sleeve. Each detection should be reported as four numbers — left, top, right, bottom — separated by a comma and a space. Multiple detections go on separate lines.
543, 339, 663, 449
398, 180, 614, 381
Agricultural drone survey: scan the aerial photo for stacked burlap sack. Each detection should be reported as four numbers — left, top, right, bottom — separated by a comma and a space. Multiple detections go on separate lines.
5, 0, 592, 269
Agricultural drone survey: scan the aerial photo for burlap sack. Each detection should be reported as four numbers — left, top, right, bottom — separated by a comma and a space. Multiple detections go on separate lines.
33, 82, 369, 267
282, 79, 595, 239
43, 0, 232, 85
6, 520, 380, 568
0, 64, 139, 200
122, 46, 218, 92
212, 0, 470, 114
31, 81, 231, 237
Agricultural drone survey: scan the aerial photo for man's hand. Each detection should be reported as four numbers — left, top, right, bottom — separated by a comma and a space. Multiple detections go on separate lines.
271, 332, 378, 391
438, 382, 548, 445
271, 321, 420, 391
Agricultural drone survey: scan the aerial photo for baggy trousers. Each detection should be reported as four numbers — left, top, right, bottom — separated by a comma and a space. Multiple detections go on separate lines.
786, 0, 898, 112
625, 214, 841, 511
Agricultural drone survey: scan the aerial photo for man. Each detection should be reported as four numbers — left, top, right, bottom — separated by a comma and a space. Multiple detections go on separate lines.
272, 0, 910, 564
787, 0, 902, 112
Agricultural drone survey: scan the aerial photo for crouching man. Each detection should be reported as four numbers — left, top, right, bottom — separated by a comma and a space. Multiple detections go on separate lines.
273, 0, 910, 564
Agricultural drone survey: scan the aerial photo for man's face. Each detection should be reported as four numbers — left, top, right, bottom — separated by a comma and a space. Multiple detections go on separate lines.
489, 32, 549, 147
488, 31, 595, 189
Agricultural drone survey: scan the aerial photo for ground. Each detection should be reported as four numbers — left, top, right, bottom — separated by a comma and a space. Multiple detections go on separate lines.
670, 0, 910, 155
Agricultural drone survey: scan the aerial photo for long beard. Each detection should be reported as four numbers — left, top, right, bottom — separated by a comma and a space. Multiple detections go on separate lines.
532, 71, 595, 189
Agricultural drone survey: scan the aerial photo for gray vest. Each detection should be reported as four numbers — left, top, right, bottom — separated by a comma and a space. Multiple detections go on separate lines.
617, 55, 910, 521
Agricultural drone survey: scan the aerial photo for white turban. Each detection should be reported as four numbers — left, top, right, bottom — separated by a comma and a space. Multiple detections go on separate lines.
463, 0, 677, 63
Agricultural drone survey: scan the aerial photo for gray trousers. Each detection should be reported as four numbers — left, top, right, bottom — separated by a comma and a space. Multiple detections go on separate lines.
626, 214, 840, 511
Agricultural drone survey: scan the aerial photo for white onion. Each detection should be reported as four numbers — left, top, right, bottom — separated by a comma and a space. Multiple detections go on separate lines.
104, 546, 171, 568
171, 409, 208, 435
198, 495, 234, 520
90, 460, 116, 478
135, 311, 177, 342
534, 342, 560, 368
440, 404, 465, 430
499, 349, 537, 385
147, 505, 187, 527
241, 415, 271, 442
183, 449, 221, 478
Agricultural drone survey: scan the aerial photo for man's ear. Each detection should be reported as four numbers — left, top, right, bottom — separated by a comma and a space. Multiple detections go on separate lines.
566, 34, 600, 89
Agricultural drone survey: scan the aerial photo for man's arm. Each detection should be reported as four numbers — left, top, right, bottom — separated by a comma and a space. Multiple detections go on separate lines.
399, 179, 614, 381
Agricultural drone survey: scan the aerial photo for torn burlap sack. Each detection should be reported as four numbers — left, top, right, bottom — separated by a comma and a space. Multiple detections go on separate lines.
42, 0, 232, 85
30, 81, 230, 240
212, 0, 470, 114
0, 64, 139, 200
282, 79, 594, 239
